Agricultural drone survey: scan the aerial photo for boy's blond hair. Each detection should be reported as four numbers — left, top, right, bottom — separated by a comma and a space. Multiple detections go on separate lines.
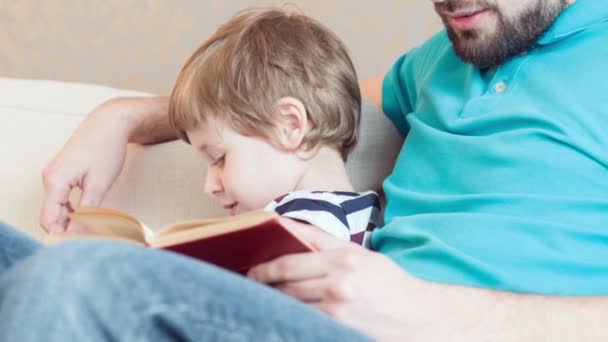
168, 7, 361, 160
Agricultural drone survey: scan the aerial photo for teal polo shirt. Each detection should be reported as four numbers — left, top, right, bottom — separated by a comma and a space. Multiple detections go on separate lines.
373, 0, 608, 295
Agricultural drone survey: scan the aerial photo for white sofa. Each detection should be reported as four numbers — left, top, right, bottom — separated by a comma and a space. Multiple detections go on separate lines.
0, 77, 403, 240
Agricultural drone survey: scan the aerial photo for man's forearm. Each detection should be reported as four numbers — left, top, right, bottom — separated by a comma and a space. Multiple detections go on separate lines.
122, 96, 177, 145
411, 278, 607, 341
359, 74, 383, 110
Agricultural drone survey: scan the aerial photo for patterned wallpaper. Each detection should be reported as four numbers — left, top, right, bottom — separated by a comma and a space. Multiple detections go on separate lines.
0, 0, 442, 94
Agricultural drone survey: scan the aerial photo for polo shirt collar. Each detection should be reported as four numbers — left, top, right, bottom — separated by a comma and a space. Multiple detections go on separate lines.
537, 0, 608, 45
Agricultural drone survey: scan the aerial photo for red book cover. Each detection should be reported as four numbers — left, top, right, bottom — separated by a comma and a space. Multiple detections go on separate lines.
161, 218, 315, 274
48, 207, 315, 274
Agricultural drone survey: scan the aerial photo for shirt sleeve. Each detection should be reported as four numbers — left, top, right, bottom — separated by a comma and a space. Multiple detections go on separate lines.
265, 194, 351, 241
382, 52, 415, 137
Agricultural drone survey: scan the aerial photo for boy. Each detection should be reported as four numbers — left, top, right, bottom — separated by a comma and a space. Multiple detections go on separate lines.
168, 7, 380, 247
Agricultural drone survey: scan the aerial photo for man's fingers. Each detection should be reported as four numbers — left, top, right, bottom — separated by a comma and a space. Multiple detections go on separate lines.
279, 217, 350, 251
248, 252, 329, 284
274, 277, 353, 304
311, 301, 343, 319
40, 175, 72, 232
275, 279, 325, 302
78, 177, 106, 208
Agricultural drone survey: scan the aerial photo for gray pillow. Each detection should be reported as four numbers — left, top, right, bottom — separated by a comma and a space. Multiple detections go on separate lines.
346, 100, 404, 194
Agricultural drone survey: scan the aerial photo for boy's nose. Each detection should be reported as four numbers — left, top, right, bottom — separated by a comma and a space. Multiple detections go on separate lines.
203, 167, 223, 196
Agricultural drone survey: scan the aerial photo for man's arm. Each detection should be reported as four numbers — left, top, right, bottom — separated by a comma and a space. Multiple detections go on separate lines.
122, 75, 384, 145
410, 275, 606, 341
41, 96, 176, 232
249, 218, 608, 342
359, 74, 384, 110
42, 74, 382, 232
133, 73, 386, 144
126, 96, 176, 145
137, 74, 386, 144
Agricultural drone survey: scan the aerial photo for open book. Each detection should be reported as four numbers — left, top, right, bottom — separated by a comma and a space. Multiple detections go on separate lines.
45, 207, 315, 274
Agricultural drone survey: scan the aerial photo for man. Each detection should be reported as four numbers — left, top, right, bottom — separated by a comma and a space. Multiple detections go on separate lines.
2, 0, 606, 340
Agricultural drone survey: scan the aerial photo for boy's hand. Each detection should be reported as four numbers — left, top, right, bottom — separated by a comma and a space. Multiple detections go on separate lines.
247, 218, 425, 341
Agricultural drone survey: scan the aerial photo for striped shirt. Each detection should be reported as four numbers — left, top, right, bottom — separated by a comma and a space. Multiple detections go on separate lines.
264, 190, 381, 249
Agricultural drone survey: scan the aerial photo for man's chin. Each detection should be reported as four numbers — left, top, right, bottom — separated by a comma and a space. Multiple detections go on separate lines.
447, 29, 510, 68
444, 0, 568, 69
454, 49, 505, 69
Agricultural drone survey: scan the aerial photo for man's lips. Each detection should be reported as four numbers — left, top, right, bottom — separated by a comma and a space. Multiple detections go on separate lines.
447, 9, 490, 31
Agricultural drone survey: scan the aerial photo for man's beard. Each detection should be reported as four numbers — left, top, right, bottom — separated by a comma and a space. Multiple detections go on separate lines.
437, 0, 568, 69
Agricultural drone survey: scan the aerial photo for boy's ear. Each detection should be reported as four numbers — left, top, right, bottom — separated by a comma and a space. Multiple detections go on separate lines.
275, 97, 311, 150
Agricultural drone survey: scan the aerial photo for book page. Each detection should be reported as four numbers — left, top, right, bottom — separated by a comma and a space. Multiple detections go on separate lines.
67, 207, 147, 243
151, 210, 279, 248
155, 210, 275, 237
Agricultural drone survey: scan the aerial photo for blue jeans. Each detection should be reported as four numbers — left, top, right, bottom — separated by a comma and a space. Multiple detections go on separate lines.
0, 222, 372, 341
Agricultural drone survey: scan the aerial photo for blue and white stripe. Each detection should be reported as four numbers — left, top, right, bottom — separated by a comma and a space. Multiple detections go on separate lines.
264, 190, 381, 248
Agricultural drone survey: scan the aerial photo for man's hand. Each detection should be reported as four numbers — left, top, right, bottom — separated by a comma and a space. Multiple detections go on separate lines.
247, 218, 425, 341
40, 98, 133, 232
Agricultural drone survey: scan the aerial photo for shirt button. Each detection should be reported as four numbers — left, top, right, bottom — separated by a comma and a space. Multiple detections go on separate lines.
494, 81, 507, 94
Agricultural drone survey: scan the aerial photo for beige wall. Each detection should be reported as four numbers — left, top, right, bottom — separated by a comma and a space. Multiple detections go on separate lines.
0, 1, 442, 94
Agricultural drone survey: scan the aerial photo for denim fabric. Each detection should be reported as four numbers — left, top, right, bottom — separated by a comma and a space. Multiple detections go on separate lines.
0, 223, 372, 341
0, 221, 41, 275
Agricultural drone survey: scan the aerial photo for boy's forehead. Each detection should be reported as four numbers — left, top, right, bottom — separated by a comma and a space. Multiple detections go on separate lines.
186, 120, 225, 149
